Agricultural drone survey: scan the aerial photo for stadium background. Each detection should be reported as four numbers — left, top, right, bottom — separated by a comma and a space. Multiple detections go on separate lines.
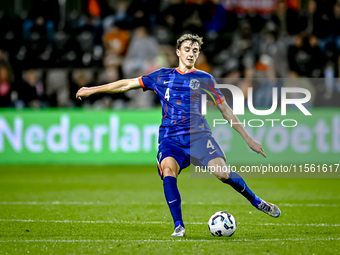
1, 0, 340, 165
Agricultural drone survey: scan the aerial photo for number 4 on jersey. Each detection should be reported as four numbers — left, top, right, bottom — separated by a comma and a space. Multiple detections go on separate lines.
165, 88, 170, 101
207, 140, 215, 150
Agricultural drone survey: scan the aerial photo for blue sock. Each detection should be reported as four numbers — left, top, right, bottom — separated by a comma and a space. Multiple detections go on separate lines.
223, 171, 259, 206
163, 176, 184, 228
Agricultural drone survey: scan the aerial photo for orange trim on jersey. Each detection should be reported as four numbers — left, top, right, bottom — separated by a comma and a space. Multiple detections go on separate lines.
216, 96, 225, 105
176, 68, 196, 75
201, 82, 224, 106
157, 161, 163, 177
138, 77, 145, 88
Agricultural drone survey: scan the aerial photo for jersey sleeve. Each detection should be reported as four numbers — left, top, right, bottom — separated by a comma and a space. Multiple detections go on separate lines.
138, 68, 163, 91
203, 76, 225, 105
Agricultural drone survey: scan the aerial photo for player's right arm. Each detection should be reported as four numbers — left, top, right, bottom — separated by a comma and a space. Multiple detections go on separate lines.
76, 78, 140, 100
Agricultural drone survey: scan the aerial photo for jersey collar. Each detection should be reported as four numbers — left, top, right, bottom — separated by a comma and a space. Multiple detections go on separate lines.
176, 67, 196, 75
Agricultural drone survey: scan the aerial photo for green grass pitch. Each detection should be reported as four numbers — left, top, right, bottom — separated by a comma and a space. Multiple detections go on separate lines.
0, 166, 339, 254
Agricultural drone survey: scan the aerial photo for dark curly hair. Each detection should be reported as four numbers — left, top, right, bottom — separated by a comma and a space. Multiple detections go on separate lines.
176, 34, 203, 50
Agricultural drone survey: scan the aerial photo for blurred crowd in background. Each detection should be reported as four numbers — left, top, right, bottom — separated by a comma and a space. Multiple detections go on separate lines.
1, 0, 340, 109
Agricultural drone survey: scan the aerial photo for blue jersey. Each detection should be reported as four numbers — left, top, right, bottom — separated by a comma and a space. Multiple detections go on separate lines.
138, 68, 225, 141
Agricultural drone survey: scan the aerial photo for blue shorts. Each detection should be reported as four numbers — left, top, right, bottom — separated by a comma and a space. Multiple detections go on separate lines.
156, 133, 226, 179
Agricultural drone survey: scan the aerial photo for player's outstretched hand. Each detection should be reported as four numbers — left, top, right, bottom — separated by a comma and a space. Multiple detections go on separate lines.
247, 139, 267, 158
76, 87, 92, 100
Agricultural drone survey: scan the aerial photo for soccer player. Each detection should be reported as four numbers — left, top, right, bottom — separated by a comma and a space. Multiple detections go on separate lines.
76, 34, 281, 237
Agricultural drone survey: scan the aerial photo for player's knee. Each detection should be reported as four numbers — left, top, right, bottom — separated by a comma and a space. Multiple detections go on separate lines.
163, 166, 177, 178
219, 176, 229, 183
217, 172, 230, 183
210, 165, 230, 181
208, 157, 230, 181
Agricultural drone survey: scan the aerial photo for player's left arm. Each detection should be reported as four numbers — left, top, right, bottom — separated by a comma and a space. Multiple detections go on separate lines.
216, 101, 267, 158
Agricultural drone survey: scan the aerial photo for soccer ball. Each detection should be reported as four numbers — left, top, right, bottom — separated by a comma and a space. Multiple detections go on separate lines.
208, 211, 236, 237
